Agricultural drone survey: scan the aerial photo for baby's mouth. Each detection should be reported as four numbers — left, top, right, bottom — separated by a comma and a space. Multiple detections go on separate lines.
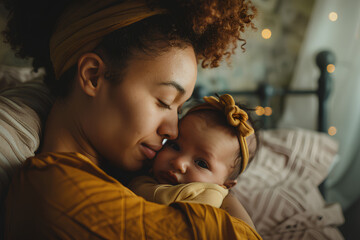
159, 171, 179, 185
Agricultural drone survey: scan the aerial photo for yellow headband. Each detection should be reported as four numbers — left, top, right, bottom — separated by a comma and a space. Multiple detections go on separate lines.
50, 0, 166, 79
188, 94, 254, 173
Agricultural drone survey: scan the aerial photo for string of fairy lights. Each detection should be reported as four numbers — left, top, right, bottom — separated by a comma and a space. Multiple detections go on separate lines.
256, 10, 338, 136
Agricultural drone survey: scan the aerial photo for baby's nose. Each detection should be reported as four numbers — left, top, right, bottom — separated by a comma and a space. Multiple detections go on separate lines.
172, 156, 188, 174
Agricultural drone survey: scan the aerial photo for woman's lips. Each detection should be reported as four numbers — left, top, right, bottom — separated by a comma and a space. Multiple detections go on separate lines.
140, 143, 158, 159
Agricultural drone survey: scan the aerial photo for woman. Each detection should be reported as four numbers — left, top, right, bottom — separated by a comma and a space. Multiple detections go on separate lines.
3, 0, 261, 239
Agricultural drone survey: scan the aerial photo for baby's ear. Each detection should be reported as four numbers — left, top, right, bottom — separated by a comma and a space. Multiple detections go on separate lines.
223, 179, 237, 189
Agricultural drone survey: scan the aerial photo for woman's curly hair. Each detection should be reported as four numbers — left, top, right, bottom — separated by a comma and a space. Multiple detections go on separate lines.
147, 0, 257, 68
2, 0, 256, 97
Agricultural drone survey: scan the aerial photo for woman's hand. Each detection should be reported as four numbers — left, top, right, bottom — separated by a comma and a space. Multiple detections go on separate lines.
220, 192, 256, 230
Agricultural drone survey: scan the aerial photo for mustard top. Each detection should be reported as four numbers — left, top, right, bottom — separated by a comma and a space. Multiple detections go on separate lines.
4, 152, 262, 239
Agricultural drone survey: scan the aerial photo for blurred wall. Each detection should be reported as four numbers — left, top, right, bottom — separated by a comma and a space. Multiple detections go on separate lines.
196, 0, 314, 90
196, 0, 315, 126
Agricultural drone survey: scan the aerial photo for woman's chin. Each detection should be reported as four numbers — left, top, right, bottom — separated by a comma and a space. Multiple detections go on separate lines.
124, 164, 143, 172
123, 158, 151, 173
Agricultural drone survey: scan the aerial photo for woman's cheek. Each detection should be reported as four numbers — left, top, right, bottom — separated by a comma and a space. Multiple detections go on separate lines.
160, 148, 175, 165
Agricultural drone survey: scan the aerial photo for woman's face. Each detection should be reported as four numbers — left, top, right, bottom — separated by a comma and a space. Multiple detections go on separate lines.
84, 46, 197, 171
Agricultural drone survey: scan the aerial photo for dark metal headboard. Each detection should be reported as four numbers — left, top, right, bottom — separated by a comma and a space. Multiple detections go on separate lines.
192, 50, 335, 133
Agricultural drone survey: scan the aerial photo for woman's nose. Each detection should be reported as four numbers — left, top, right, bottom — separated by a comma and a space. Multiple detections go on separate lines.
158, 113, 178, 140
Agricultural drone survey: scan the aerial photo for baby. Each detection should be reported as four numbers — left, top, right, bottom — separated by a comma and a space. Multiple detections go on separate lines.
129, 94, 258, 208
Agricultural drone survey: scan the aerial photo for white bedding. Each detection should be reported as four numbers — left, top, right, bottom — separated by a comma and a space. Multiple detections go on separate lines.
232, 129, 344, 239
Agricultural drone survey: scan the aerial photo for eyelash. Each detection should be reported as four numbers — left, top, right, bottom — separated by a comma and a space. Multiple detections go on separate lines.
158, 100, 171, 110
195, 159, 209, 169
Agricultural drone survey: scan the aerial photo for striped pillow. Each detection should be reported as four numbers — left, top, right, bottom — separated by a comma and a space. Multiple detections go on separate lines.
0, 79, 53, 202
232, 129, 345, 239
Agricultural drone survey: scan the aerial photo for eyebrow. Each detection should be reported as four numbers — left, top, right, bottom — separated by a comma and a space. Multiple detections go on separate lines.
197, 148, 215, 163
159, 81, 185, 94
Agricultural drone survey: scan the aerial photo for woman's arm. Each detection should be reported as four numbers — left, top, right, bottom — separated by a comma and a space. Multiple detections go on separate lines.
220, 192, 256, 230
4, 153, 262, 239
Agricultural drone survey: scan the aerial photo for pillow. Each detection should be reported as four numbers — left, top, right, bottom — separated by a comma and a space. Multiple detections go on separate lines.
0, 78, 53, 203
232, 128, 345, 239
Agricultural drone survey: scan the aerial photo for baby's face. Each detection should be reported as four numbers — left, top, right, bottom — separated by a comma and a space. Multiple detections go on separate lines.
152, 114, 239, 188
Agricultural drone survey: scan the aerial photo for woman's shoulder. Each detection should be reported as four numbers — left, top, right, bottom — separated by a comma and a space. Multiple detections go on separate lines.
4, 151, 140, 239
23, 152, 123, 186
26, 152, 98, 169
4, 151, 139, 237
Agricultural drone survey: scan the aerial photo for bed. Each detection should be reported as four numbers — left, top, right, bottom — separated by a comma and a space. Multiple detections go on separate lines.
0, 52, 344, 239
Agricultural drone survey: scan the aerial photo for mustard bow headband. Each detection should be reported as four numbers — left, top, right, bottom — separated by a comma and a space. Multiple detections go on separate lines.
188, 94, 254, 173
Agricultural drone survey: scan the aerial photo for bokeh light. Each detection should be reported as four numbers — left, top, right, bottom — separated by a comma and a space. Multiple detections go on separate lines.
329, 12, 338, 22
264, 107, 273, 116
255, 106, 265, 116
261, 29, 272, 39
327, 64, 335, 73
328, 126, 337, 136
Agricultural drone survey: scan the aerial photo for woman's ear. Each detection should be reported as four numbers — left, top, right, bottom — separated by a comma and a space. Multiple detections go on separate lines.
77, 53, 106, 97
223, 179, 237, 189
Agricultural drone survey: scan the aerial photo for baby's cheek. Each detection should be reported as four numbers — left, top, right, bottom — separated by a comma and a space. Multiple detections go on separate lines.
190, 172, 210, 183
153, 151, 169, 169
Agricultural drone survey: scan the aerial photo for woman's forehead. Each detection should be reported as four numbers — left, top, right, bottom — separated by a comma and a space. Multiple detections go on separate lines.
120, 46, 197, 96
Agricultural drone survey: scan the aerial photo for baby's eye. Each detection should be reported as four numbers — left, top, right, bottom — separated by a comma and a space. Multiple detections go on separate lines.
166, 141, 180, 151
195, 159, 209, 169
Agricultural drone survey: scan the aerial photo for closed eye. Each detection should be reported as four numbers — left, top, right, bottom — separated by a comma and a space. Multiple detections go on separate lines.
158, 100, 171, 110
195, 159, 209, 169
